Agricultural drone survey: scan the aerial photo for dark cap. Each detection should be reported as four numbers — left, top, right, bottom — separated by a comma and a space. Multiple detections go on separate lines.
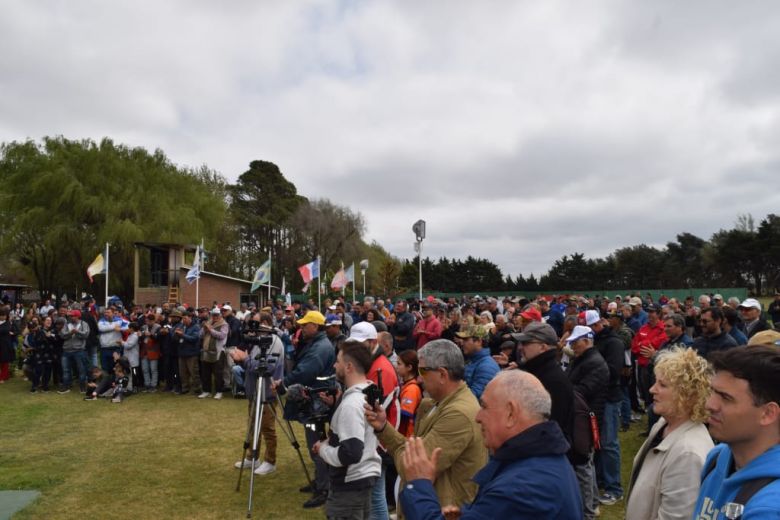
510, 321, 558, 345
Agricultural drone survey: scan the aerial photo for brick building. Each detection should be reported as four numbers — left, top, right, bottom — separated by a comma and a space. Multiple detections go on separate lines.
133, 242, 274, 308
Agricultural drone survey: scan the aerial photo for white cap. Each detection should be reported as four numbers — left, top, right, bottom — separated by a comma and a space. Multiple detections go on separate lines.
738, 298, 762, 310
566, 325, 594, 344
222, 304, 233, 312
584, 310, 601, 326
347, 321, 378, 343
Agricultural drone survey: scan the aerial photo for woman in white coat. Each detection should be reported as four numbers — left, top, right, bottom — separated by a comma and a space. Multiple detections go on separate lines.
625, 347, 714, 520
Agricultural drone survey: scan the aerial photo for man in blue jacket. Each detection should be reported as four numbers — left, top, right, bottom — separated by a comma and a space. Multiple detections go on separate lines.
273, 310, 335, 509
399, 370, 582, 519
456, 324, 500, 400
692, 345, 780, 519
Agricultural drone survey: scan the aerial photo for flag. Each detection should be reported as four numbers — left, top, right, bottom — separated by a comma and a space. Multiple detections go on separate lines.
331, 268, 348, 290
185, 246, 201, 285
281, 276, 286, 296
87, 253, 106, 283
251, 258, 271, 292
345, 264, 355, 283
298, 259, 320, 284
285, 292, 291, 306
301, 282, 310, 293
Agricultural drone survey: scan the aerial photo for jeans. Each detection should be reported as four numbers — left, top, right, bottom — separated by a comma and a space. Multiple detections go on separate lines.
32, 363, 53, 390
620, 385, 632, 428
141, 358, 158, 389
232, 364, 245, 389
100, 347, 120, 372
596, 401, 623, 497
305, 425, 330, 494
574, 453, 598, 520
61, 350, 89, 388
370, 464, 388, 520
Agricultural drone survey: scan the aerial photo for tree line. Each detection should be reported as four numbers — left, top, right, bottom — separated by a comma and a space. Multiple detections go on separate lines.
1, 137, 776, 302
395, 215, 780, 294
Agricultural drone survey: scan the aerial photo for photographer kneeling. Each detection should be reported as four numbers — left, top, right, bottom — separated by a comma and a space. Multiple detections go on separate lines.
230, 311, 285, 476
313, 341, 381, 520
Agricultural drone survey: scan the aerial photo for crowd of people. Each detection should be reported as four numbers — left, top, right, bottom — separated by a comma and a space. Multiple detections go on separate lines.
2, 290, 780, 519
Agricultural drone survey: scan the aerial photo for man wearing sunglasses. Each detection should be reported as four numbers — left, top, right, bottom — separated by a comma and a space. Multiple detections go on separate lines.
365, 339, 486, 517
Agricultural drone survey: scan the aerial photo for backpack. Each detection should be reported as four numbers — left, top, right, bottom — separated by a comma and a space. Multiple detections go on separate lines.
702, 452, 776, 519
571, 390, 600, 458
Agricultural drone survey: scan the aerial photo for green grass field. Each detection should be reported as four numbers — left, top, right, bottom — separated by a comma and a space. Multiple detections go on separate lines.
1, 376, 643, 519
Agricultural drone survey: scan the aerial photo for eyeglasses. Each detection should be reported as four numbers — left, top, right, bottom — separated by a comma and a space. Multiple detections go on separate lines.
418, 366, 442, 374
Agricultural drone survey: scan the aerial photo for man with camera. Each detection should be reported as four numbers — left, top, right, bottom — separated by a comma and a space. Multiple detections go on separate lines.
313, 341, 381, 520
273, 310, 336, 509
231, 311, 285, 476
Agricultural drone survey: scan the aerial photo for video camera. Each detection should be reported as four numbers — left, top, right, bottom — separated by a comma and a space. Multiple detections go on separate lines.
284, 375, 339, 424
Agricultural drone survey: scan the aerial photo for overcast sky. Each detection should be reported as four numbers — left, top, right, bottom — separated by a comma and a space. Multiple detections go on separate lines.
2, 1, 779, 278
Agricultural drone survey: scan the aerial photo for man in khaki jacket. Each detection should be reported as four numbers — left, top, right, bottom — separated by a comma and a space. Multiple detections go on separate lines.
365, 339, 487, 515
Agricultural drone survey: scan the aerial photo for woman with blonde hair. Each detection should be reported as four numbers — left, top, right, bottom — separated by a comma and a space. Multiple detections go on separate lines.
625, 347, 714, 519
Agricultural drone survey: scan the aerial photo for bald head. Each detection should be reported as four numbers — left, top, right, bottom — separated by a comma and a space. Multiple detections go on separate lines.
492, 370, 551, 422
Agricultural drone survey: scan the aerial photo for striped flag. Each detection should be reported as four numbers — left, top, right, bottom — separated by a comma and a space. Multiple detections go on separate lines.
331, 268, 348, 290
185, 245, 201, 285
298, 259, 319, 284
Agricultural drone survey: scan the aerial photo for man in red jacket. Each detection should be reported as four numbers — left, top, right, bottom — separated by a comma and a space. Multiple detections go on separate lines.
630, 305, 667, 416
412, 302, 443, 350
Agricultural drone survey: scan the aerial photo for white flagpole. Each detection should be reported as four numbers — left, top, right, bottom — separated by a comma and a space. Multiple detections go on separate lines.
317, 255, 322, 311
104, 242, 110, 309
352, 262, 356, 304
196, 239, 203, 309
267, 255, 272, 302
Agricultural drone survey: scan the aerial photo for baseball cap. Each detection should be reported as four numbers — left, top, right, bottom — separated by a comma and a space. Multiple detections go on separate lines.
68, 310, 82, 318
511, 322, 558, 345
713, 294, 723, 301
297, 311, 326, 326
646, 304, 659, 313
584, 310, 601, 326
347, 321, 378, 342
222, 304, 233, 312
455, 324, 489, 340
210, 307, 221, 315
325, 314, 342, 326
519, 308, 543, 322
566, 325, 594, 344
738, 298, 762, 311
629, 297, 643, 307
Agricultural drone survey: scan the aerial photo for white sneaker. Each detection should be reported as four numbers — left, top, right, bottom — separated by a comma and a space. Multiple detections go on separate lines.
213, 392, 223, 400
254, 462, 276, 475
234, 458, 253, 469
197, 392, 211, 399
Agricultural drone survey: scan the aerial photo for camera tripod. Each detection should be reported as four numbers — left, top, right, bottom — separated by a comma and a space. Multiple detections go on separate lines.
235, 350, 313, 519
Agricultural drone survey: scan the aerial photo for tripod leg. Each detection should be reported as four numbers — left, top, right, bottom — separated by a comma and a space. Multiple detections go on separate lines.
235, 395, 256, 492
246, 376, 265, 518
272, 393, 314, 487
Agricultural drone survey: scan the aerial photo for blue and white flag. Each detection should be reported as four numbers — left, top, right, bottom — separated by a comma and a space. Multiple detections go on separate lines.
186, 245, 201, 285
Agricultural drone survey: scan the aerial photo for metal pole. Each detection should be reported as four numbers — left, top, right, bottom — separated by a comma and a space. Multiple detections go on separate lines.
317, 256, 321, 311
418, 240, 423, 302
104, 242, 110, 309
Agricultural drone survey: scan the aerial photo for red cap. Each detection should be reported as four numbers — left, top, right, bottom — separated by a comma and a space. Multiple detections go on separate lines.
520, 308, 542, 322
68, 310, 82, 319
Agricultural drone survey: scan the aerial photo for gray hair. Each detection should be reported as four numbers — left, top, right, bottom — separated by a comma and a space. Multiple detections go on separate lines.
665, 313, 686, 330
363, 296, 375, 306
493, 370, 551, 421
418, 339, 465, 381
727, 296, 741, 306
495, 314, 506, 324
699, 294, 711, 305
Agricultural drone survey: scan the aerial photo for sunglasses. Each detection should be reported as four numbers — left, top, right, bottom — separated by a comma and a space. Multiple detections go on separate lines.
418, 366, 442, 374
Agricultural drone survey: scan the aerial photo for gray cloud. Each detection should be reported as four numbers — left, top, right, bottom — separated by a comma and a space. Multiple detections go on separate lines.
1, 0, 779, 280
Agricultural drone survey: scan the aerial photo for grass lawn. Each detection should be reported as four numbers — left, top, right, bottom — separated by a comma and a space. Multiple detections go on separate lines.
1, 375, 645, 520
